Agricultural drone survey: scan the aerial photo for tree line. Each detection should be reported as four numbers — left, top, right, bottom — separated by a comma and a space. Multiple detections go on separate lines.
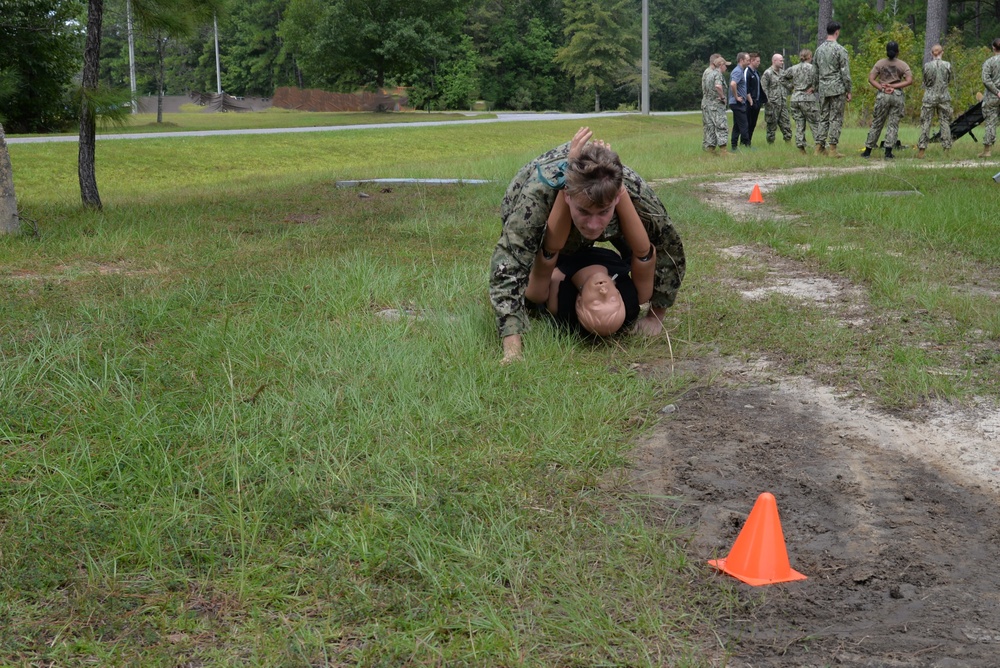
2, 0, 1000, 219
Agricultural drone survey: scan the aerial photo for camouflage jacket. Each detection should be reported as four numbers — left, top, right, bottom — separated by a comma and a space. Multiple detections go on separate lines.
922, 58, 952, 102
814, 39, 852, 97
983, 54, 1000, 97
702, 68, 726, 107
489, 143, 686, 339
781, 62, 819, 102
760, 67, 788, 105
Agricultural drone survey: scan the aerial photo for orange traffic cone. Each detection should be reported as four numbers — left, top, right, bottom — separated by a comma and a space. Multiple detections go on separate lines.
708, 492, 807, 586
748, 184, 764, 203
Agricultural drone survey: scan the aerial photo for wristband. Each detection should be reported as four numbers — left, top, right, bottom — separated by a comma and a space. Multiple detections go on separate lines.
637, 244, 655, 262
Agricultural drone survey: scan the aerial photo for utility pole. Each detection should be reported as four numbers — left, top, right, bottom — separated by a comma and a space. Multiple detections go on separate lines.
641, 0, 649, 114
214, 14, 222, 94
127, 0, 137, 112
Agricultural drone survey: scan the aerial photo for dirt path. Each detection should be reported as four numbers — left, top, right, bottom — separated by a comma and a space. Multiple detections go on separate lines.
625, 167, 1000, 667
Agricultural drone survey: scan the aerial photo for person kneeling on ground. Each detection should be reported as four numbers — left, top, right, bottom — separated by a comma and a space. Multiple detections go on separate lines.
489, 128, 685, 363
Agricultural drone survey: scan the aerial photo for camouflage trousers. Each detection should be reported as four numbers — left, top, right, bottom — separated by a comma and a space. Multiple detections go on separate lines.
764, 100, 792, 142
983, 93, 1000, 147
702, 102, 729, 148
917, 97, 953, 149
816, 93, 847, 146
789, 99, 820, 148
865, 89, 905, 149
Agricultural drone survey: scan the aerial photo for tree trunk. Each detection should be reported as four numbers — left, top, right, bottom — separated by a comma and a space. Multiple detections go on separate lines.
79, 0, 104, 210
924, 0, 949, 63
817, 0, 833, 45
876, 0, 886, 30
976, 0, 981, 38
156, 34, 166, 124
0, 123, 19, 235
594, 90, 600, 113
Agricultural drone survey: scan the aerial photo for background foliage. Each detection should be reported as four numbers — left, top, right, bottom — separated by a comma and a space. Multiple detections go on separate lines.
3, 0, 1000, 125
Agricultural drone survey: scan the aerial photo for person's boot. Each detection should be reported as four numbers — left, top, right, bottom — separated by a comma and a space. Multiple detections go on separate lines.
798, 146, 807, 154
828, 144, 845, 158
861, 147, 872, 159
884, 146, 894, 159
916, 148, 925, 159
978, 146, 992, 158
707, 146, 717, 155
814, 144, 826, 156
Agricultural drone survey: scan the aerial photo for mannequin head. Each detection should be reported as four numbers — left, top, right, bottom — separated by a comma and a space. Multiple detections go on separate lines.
575, 268, 626, 336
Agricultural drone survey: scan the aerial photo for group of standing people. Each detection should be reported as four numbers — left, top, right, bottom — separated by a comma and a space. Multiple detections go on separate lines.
701, 23, 1000, 160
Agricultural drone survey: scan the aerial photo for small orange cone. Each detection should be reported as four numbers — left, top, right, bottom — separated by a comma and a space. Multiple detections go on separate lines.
748, 184, 764, 203
708, 492, 807, 586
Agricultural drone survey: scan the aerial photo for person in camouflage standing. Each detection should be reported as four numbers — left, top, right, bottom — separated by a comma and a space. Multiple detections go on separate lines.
701, 54, 721, 151
916, 44, 953, 159
861, 41, 913, 160
782, 48, 821, 154
979, 38, 1000, 158
702, 55, 730, 154
489, 128, 686, 363
814, 21, 852, 157
761, 53, 792, 144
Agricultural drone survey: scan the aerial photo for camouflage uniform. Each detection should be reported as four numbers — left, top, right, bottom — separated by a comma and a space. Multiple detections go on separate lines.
814, 39, 852, 147
489, 143, 686, 340
702, 67, 728, 148
781, 61, 820, 148
982, 54, 1000, 148
917, 58, 953, 150
760, 66, 792, 142
864, 57, 912, 150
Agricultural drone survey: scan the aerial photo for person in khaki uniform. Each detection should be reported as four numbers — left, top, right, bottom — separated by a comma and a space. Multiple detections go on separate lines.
814, 21, 852, 157
917, 44, 953, 158
761, 53, 793, 144
781, 49, 821, 153
979, 37, 1000, 158
861, 41, 913, 159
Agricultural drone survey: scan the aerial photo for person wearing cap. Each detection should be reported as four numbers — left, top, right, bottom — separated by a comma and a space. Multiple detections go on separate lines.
979, 37, 1000, 158
702, 55, 730, 154
916, 44, 953, 158
781, 49, 821, 153
861, 40, 913, 159
489, 128, 686, 363
761, 53, 792, 144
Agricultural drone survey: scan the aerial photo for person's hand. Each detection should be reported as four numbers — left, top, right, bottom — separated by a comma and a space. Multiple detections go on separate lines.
634, 307, 666, 336
568, 127, 593, 160
846, 92, 852, 102
501, 334, 523, 365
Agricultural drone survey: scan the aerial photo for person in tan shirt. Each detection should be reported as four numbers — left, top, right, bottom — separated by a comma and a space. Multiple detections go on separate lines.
862, 41, 913, 159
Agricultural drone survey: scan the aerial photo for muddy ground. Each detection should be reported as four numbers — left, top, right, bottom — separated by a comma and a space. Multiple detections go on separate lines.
625, 167, 1000, 667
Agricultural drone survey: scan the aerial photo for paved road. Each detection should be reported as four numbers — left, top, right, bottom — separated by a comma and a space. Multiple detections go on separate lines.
6, 111, 698, 144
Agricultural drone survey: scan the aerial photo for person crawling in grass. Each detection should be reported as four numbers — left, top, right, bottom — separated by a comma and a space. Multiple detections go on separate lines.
489, 127, 685, 363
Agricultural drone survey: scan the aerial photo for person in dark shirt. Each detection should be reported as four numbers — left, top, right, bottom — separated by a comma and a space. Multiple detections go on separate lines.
745, 52, 766, 146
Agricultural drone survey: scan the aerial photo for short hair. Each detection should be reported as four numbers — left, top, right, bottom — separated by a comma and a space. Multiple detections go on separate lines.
827, 21, 841, 35
565, 144, 623, 208
575, 291, 626, 337
886, 41, 899, 59
799, 48, 813, 61
993, 37, 1000, 51
709, 52, 721, 65
736, 51, 749, 64
748, 52, 760, 60
931, 44, 944, 56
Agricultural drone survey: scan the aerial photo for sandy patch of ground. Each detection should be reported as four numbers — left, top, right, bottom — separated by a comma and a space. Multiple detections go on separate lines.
620, 164, 1000, 665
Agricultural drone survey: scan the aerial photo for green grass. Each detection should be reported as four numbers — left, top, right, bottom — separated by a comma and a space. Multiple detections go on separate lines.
2, 114, 998, 664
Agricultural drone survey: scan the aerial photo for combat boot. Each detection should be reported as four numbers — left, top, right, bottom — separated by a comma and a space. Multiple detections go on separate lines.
978, 146, 992, 158
861, 147, 872, 158
916, 148, 925, 159
828, 144, 845, 158
884, 147, 894, 159
707, 146, 717, 155
798, 146, 806, 154
814, 144, 826, 156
